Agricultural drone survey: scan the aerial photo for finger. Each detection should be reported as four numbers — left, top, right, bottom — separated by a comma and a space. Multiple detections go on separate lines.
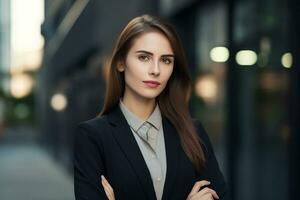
191, 180, 210, 193
101, 176, 114, 197
195, 187, 219, 199
101, 176, 115, 199
202, 193, 214, 200
101, 180, 111, 194
189, 180, 211, 196
101, 177, 110, 193
102, 176, 114, 191
208, 188, 220, 199
208, 188, 219, 199
101, 177, 112, 197
103, 187, 112, 199
190, 192, 213, 200
101, 176, 109, 189
195, 192, 213, 200
203, 193, 214, 200
101, 182, 111, 198
102, 183, 114, 200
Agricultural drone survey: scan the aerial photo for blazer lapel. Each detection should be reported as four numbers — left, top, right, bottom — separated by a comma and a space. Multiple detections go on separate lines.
107, 105, 156, 200
161, 115, 181, 200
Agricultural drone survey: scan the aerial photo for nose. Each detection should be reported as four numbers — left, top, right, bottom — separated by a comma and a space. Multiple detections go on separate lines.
149, 60, 160, 76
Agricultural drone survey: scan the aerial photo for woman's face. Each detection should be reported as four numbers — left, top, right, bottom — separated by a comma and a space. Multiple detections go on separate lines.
118, 31, 174, 101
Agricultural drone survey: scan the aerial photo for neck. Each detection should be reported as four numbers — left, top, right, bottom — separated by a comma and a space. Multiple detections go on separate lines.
121, 93, 156, 121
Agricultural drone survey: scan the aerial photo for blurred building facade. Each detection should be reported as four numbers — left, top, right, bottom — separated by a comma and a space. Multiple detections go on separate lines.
40, 0, 300, 200
0, 0, 10, 88
0, 0, 10, 131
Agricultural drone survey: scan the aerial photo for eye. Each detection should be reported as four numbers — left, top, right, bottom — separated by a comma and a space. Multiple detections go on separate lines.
138, 55, 150, 62
161, 57, 173, 65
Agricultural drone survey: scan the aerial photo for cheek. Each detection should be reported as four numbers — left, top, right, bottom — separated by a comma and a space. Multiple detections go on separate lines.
167, 67, 174, 79
124, 60, 145, 84
162, 66, 174, 84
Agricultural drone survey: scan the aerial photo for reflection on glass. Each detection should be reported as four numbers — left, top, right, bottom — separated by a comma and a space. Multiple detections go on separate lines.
209, 47, 229, 62
236, 50, 257, 66
281, 52, 292, 68
195, 75, 218, 105
50, 93, 68, 112
10, 73, 34, 98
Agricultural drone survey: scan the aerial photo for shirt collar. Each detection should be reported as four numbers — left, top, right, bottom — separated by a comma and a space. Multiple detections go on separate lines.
119, 99, 162, 132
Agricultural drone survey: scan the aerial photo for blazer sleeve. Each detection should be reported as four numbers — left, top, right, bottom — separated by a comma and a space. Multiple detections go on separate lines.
73, 122, 108, 200
194, 120, 230, 200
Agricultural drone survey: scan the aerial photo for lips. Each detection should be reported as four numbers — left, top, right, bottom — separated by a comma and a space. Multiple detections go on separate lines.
143, 80, 161, 85
143, 80, 161, 88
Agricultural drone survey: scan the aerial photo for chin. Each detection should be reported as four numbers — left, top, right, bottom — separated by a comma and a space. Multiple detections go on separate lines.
128, 86, 163, 100
141, 94, 159, 100
141, 88, 166, 100
138, 91, 160, 100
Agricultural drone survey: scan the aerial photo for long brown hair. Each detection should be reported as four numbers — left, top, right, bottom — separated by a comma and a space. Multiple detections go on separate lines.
100, 14, 205, 173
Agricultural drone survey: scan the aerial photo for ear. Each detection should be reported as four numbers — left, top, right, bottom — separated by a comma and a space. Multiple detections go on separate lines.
117, 61, 125, 72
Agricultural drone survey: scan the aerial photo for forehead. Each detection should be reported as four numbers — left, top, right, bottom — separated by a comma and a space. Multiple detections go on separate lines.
129, 31, 174, 54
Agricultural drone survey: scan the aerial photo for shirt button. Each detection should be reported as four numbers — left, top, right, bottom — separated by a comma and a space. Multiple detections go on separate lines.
151, 154, 156, 158
156, 177, 161, 182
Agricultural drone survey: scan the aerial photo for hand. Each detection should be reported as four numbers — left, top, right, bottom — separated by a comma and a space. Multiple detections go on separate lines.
186, 180, 219, 200
101, 175, 116, 200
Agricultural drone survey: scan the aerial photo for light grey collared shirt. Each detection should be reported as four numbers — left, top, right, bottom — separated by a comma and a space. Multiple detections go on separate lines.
119, 99, 167, 200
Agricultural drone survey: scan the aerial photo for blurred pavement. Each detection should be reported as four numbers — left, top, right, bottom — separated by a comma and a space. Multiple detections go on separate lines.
0, 126, 74, 200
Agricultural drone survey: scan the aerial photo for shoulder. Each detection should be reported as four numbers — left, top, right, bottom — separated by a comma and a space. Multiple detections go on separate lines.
74, 115, 111, 152
78, 114, 109, 130
76, 114, 111, 140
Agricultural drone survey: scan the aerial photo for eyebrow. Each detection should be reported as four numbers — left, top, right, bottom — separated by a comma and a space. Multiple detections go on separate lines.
135, 50, 175, 58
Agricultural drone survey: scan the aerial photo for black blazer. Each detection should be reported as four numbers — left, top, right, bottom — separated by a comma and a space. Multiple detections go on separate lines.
74, 105, 229, 200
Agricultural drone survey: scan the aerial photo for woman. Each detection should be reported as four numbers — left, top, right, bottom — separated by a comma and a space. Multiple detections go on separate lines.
74, 14, 228, 200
